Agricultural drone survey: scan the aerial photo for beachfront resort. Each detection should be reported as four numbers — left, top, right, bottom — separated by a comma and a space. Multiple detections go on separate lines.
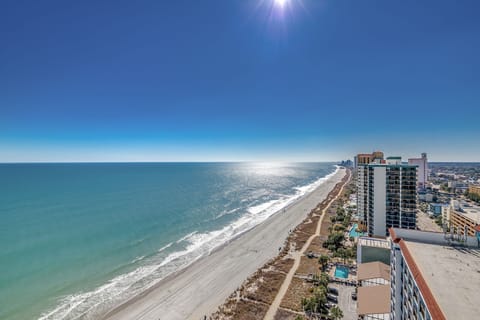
210, 153, 480, 320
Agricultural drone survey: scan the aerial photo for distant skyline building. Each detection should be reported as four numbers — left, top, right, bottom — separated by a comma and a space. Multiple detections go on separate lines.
408, 153, 428, 190
389, 228, 480, 320
356, 151, 385, 167
356, 153, 417, 237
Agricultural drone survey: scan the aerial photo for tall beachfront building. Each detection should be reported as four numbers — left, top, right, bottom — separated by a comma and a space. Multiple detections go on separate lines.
357, 155, 417, 237
408, 153, 428, 190
356, 151, 385, 223
389, 228, 480, 320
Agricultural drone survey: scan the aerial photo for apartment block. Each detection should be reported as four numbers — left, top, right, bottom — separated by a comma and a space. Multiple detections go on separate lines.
356, 151, 385, 223
408, 153, 428, 190
365, 158, 417, 237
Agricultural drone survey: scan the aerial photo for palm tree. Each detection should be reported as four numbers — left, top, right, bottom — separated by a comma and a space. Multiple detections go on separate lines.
330, 305, 343, 320
336, 248, 348, 265
318, 254, 329, 271
319, 272, 330, 288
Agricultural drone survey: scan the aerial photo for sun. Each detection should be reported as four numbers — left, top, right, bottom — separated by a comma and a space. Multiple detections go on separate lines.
274, 0, 288, 8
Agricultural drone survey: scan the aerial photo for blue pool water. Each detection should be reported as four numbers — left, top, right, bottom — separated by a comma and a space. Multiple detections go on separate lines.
334, 265, 349, 279
349, 223, 365, 238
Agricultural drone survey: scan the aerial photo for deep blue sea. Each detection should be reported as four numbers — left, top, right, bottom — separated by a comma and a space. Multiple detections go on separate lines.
0, 162, 337, 320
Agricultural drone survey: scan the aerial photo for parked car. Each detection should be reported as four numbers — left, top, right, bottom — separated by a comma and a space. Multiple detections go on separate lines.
327, 287, 339, 295
327, 295, 338, 303
351, 292, 357, 300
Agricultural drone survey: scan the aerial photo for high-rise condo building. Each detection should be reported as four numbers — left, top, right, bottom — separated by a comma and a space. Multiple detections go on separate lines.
356, 151, 385, 223
408, 153, 428, 190
357, 155, 417, 237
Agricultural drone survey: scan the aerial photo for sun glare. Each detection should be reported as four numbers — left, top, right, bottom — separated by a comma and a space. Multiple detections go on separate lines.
274, 0, 288, 8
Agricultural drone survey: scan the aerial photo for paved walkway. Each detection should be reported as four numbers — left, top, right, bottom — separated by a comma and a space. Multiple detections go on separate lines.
263, 171, 350, 320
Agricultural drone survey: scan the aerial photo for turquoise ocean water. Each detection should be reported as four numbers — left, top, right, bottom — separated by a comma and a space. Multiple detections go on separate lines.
0, 162, 337, 320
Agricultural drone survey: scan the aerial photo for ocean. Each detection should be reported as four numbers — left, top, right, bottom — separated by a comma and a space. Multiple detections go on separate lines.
0, 162, 337, 320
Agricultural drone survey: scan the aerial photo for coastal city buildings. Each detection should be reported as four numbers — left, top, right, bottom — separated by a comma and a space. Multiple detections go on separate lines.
442, 199, 480, 237
356, 154, 418, 237
468, 184, 480, 197
356, 152, 385, 224
355, 151, 385, 167
389, 228, 480, 320
408, 153, 428, 190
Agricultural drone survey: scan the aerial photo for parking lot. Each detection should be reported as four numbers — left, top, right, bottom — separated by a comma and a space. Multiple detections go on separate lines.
329, 282, 357, 319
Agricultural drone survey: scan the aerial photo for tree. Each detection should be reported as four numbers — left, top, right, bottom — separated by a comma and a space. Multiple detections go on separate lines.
330, 305, 343, 320
335, 248, 348, 264
319, 272, 330, 288
301, 286, 329, 315
318, 254, 329, 271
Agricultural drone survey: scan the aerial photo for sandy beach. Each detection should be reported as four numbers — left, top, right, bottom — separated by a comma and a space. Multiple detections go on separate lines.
104, 167, 347, 320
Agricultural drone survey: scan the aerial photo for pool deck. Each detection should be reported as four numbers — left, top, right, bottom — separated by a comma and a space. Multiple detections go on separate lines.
329, 264, 357, 283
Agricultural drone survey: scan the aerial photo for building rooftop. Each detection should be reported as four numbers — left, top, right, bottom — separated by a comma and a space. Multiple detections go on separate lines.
357, 285, 391, 315
403, 240, 480, 320
358, 236, 390, 249
357, 261, 390, 281
457, 202, 480, 223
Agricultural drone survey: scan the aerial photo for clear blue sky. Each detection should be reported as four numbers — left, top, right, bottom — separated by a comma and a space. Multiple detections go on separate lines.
1, 0, 479, 162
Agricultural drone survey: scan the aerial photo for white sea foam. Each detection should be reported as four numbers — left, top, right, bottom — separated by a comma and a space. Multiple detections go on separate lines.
157, 242, 173, 253
38, 166, 339, 320
130, 255, 145, 264
176, 231, 197, 243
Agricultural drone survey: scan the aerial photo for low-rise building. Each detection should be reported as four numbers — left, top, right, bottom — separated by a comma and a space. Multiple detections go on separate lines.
358, 285, 391, 320
468, 184, 480, 197
443, 199, 480, 236
357, 261, 390, 286
428, 203, 446, 216
357, 259, 391, 319
357, 237, 390, 265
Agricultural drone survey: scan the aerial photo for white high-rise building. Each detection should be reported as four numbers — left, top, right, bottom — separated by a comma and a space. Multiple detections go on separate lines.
357, 156, 418, 237
408, 153, 428, 189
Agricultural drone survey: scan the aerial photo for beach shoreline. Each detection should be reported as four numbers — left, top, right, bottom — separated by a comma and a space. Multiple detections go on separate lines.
103, 167, 347, 320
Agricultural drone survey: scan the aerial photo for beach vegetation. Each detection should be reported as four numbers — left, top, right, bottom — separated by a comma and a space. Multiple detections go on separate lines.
322, 232, 345, 252
434, 215, 443, 227
330, 305, 344, 320
301, 286, 328, 315
312, 272, 330, 287
318, 254, 329, 271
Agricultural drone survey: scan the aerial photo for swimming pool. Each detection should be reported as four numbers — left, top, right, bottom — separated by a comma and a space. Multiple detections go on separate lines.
349, 223, 365, 238
334, 265, 349, 279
